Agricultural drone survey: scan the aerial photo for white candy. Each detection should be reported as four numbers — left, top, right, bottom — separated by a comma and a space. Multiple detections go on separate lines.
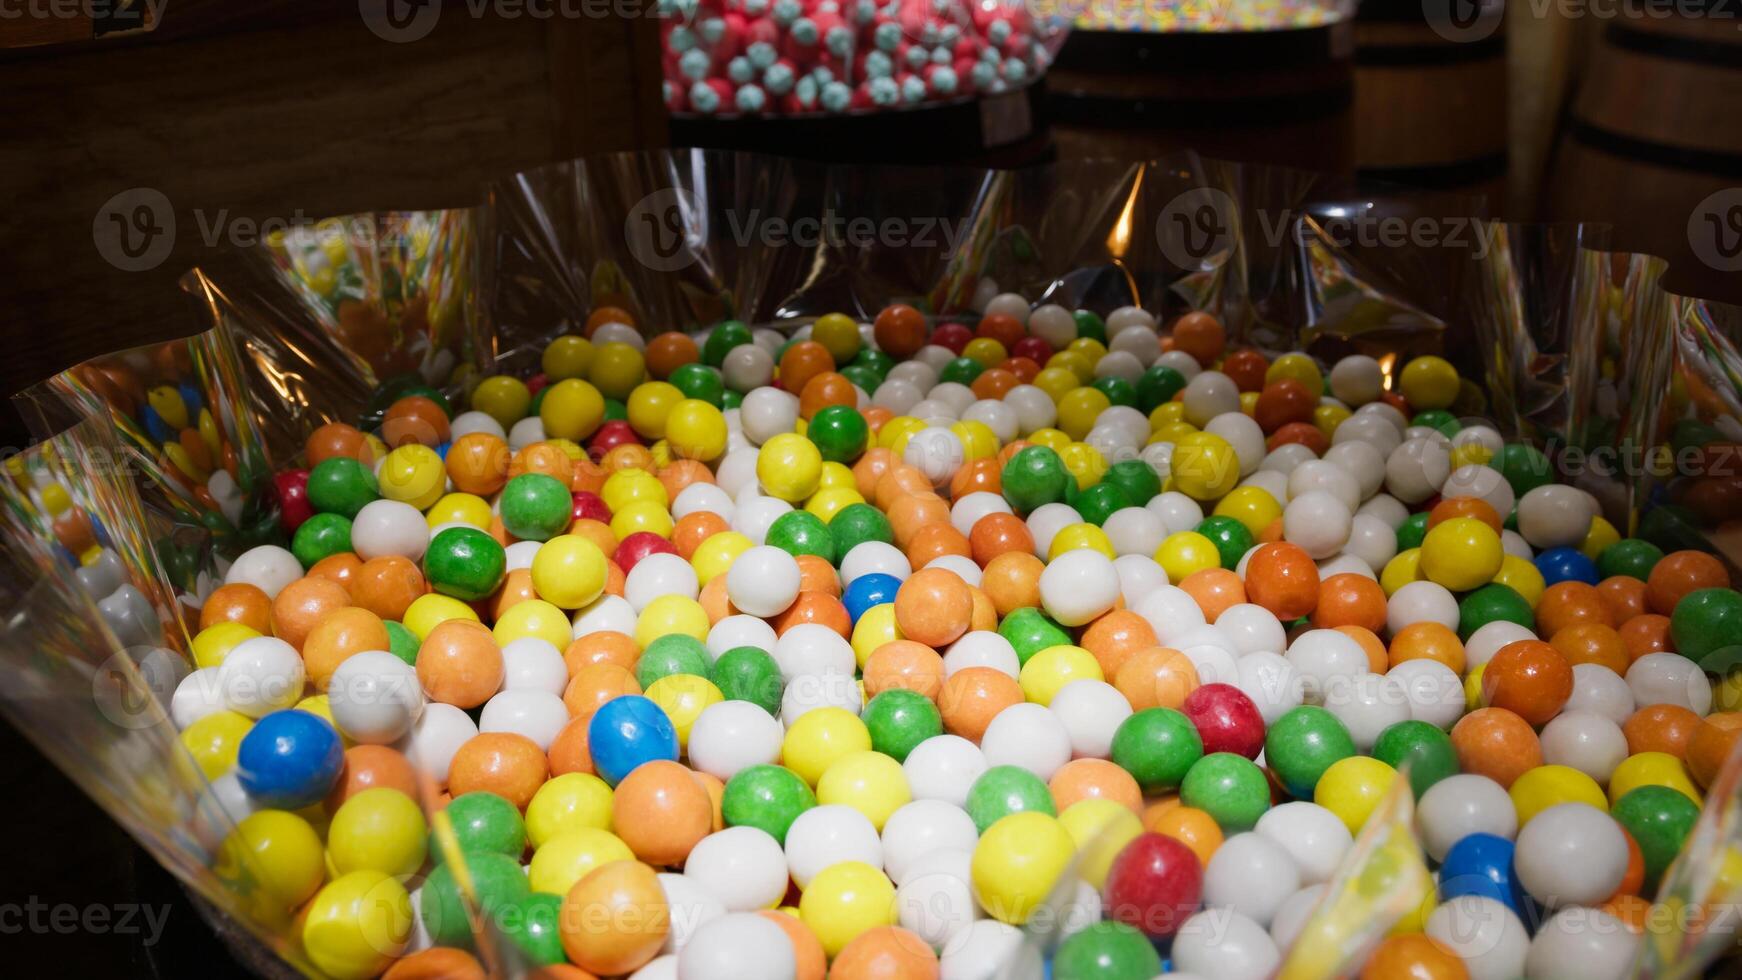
688, 700, 783, 781
351, 499, 431, 559
218, 635, 306, 718
225, 545, 302, 599
683, 827, 789, 913
979, 703, 1071, 780
478, 689, 567, 749
784, 805, 883, 888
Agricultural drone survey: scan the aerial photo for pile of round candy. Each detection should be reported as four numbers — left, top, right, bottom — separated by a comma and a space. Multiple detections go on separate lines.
662, 0, 1054, 115
172, 294, 1742, 980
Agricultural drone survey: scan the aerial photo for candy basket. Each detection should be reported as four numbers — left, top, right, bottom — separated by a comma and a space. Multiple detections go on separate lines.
8, 149, 1742, 978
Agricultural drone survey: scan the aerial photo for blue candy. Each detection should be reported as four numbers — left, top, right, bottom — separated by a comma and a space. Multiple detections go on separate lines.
588, 695, 679, 786
1438, 832, 1530, 919
1535, 546, 1599, 587
235, 709, 343, 809
843, 572, 902, 624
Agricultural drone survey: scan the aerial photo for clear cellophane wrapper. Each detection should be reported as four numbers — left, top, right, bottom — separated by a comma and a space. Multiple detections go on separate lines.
13, 149, 1742, 977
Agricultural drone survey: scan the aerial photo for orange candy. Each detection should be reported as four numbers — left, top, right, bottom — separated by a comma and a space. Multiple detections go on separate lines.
1601, 894, 1651, 932
698, 574, 737, 624
773, 592, 852, 638
1388, 622, 1466, 674
1170, 311, 1226, 366
448, 732, 548, 807
1549, 622, 1630, 675
1359, 934, 1470, 980
894, 568, 974, 648
658, 459, 713, 503
570, 519, 619, 559
864, 641, 947, 701
1179, 568, 1247, 623
758, 909, 828, 980
309, 552, 364, 594
494, 568, 540, 619
200, 582, 273, 633
798, 372, 855, 420
1687, 712, 1742, 788
1610, 828, 1645, 900
382, 948, 487, 980
325, 744, 419, 814
967, 588, 998, 633
1426, 496, 1502, 534
271, 576, 351, 651
779, 341, 836, 398
352, 556, 427, 622
564, 630, 640, 675
875, 467, 934, 512
548, 715, 595, 777
853, 447, 899, 499
446, 432, 511, 496
586, 306, 636, 334
1145, 805, 1224, 867
1623, 703, 1702, 759
1596, 575, 1649, 624
939, 667, 1024, 742
417, 620, 506, 709
1618, 613, 1674, 661
645, 332, 700, 379
563, 663, 643, 719
1312, 573, 1388, 633
611, 760, 712, 866
888, 494, 951, 546
559, 861, 668, 976
1079, 610, 1159, 679
603, 444, 655, 474
976, 313, 1024, 347
1337, 626, 1392, 675
829, 926, 940, 980
672, 512, 730, 559
948, 458, 1002, 500
874, 304, 927, 359
969, 368, 1019, 401
795, 555, 841, 597
303, 607, 391, 690
1450, 707, 1542, 788
1114, 646, 1199, 711
1049, 758, 1143, 812
968, 513, 1035, 567
1481, 640, 1573, 726
1535, 581, 1612, 636
1244, 543, 1320, 620
1646, 549, 1730, 614
511, 442, 576, 487
980, 552, 1044, 617
905, 522, 972, 569
305, 422, 374, 466
382, 395, 450, 448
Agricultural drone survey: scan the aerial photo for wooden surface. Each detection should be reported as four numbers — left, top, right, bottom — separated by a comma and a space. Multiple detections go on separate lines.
0, 6, 666, 427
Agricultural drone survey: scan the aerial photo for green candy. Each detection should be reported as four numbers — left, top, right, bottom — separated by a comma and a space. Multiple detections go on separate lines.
722, 765, 815, 845
808, 404, 870, 463
1073, 310, 1106, 344
1412, 410, 1460, 436
1196, 515, 1255, 570
1597, 538, 1665, 581
940, 357, 985, 385
702, 320, 754, 366
1179, 752, 1271, 832
669, 362, 725, 406
1135, 365, 1187, 412
499, 892, 566, 966
1458, 583, 1534, 639
839, 364, 883, 393
721, 390, 744, 410
603, 398, 628, 422
1001, 445, 1071, 515
1110, 708, 1203, 795
436, 791, 527, 861
766, 510, 835, 562
709, 646, 784, 715
637, 635, 711, 688
830, 503, 894, 562
499, 473, 571, 541
425, 526, 507, 600
1670, 588, 1742, 667
292, 512, 352, 568
1091, 376, 1137, 408
420, 852, 530, 948
851, 349, 895, 379
1074, 482, 1133, 526
998, 607, 1072, 665
1492, 443, 1554, 496
1372, 721, 1458, 798
1264, 706, 1357, 799
965, 765, 1056, 833
384, 620, 420, 666
1101, 459, 1162, 505
1395, 512, 1430, 552
1053, 921, 1164, 980
861, 690, 942, 762
306, 457, 379, 519
1612, 785, 1701, 890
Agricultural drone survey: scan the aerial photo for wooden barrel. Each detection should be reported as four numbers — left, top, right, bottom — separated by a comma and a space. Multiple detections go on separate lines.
1352, 0, 1508, 202
1547, 9, 1742, 302
1045, 26, 1355, 172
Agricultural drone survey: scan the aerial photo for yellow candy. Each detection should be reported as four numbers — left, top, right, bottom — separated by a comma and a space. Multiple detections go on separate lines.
149, 385, 189, 429
1065, 337, 1107, 365
426, 492, 492, 529
1057, 387, 1112, 442
601, 468, 668, 512
1493, 554, 1546, 608
1059, 442, 1108, 490
1157, 531, 1222, 582
473, 374, 534, 429
851, 603, 902, 668
403, 593, 480, 641
1464, 663, 1487, 711
526, 772, 615, 848
970, 812, 1076, 925
1399, 355, 1459, 411
1170, 432, 1238, 501
327, 787, 427, 877
192, 621, 262, 670
1608, 752, 1701, 807
1314, 756, 1399, 833
806, 486, 865, 522
645, 673, 723, 749
951, 419, 999, 462
1451, 442, 1493, 469
1266, 353, 1323, 394
219, 809, 326, 910
1049, 522, 1116, 561
811, 312, 862, 362
878, 416, 926, 453
611, 499, 676, 540
799, 860, 898, 957
1313, 403, 1351, 439
1214, 486, 1283, 538
199, 408, 222, 459
1381, 549, 1426, 597
541, 378, 607, 442
1019, 645, 1104, 706
1149, 402, 1186, 428
588, 342, 647, 401
1582, 516, 1622, 561
783, 707, 871, 786
379, 444, 445, 510
1027, 427, 1070, 451
301, 871, 413, 980
528, 826, 635, 895
1150, 420, 1199, 446
627, 381, 685, 439
1509, 764, 1608, 827
531, 534, 608, 609
758, 433, 823, 503
1239, 391, 1260, 416
816, 750, 910, 830
666, 399, 728, 463
542, 335, 596, 381
691, 531, 753, 585
635, 594, 709, 647
962, 337, 1006, 367
493, 598, 572, 650
1033, 367, 1081, 403
1058, 799, 1142, 890
180, 710, 254, 779
1420, 517, 1503, 592
165, 442, 206, 482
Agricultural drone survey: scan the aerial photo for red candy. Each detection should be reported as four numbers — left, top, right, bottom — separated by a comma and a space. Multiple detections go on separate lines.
1181, 683, 1265, 759
1102, 833, 1203, 939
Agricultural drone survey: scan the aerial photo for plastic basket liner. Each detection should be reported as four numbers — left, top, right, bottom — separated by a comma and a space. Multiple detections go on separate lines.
9, 150, 1742, 978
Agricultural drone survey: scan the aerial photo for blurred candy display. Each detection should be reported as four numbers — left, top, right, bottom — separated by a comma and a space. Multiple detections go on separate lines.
1043, 0, 1346, 32
661, 0, 1068, 114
